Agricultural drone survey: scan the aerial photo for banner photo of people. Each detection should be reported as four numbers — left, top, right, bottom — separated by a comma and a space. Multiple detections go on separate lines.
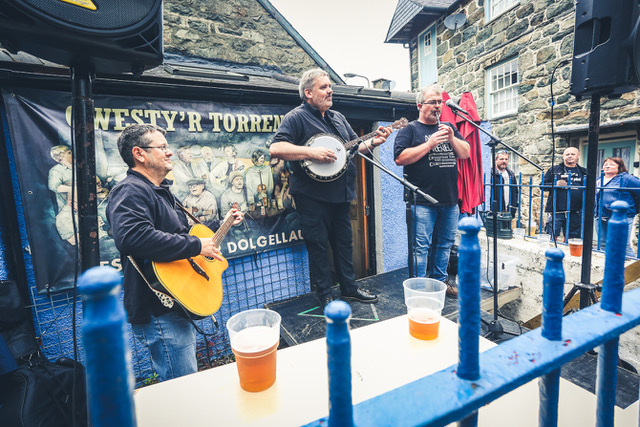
2, 88, 302, 294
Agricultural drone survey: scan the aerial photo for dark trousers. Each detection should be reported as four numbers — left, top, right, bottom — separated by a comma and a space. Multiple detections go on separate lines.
544, 211, 583, 239
294, 195, 358, 300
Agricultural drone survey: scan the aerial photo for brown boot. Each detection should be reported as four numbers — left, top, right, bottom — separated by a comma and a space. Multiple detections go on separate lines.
445, 279, 458, 298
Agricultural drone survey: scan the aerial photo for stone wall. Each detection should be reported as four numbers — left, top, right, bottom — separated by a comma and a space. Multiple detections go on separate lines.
479, 232, 640, 372
432, 0, 578, 176
409, 0, 640, 223
163, 0, 318, 77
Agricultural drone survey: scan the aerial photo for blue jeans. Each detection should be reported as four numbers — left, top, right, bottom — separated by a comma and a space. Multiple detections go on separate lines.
413, 204, 459, 281
596, 216, 636, 258
131, 311, 197, 382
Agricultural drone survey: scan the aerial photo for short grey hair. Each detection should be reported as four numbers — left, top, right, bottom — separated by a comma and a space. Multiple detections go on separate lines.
416, 83, 444, 106
299, 68, 329, 101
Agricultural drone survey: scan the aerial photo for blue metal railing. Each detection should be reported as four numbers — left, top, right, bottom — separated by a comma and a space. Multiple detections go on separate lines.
483, 172, 640, 258
78, 202, 638, 426
311, 201, 638, 426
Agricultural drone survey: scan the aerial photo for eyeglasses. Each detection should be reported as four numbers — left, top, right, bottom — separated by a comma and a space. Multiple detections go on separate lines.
422, 100, 443, 106
138, 145, 171, 153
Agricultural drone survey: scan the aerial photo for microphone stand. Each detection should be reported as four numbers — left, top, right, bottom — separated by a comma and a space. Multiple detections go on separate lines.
449, 108, 543, 340
353, 149, 437, 205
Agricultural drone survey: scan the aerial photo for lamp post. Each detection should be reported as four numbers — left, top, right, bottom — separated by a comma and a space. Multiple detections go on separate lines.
343, 72, 370, 87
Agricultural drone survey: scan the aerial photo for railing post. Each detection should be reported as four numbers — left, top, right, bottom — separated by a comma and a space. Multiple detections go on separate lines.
78, 266, 136, 427
596, 201, 629, 427
528, 175, 534, 236
457, 217, 481, 380
325, 300, 354, 427
600, 201, 628, 314
457, 217, 481, 427
517, 172, 522, 228
539, 247, 565, 427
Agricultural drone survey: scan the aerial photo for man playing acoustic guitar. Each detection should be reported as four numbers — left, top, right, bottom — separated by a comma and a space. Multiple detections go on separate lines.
270, 68, 392, 310
107, 124, 243, 382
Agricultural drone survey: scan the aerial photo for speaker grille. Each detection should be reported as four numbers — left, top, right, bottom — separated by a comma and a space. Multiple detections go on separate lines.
21, 0, 161, 32
0, 0, 163, 73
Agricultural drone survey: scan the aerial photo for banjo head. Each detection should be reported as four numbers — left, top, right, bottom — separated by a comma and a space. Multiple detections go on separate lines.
302, 133, 349, 182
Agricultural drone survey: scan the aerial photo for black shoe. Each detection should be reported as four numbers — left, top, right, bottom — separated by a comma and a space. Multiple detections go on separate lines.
342, 288, 378, 304
320, 295, 334, 311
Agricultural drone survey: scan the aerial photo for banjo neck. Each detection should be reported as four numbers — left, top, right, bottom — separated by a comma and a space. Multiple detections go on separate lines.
343, 117, 409, 150
343, 129, 383, 151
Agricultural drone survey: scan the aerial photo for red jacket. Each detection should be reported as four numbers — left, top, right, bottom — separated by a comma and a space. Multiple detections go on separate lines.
441, 92, 485, 214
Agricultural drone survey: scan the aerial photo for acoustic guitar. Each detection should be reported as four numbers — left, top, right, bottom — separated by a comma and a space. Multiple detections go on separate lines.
300, 118, 408, 182
150, 204, 238, 317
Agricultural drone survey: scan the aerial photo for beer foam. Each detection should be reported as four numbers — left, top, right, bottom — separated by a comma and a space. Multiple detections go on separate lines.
231, 326, 278, 353
409, 307, 440, 324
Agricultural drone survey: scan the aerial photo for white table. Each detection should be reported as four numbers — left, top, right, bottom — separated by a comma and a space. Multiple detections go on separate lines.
134, 316, 638, 426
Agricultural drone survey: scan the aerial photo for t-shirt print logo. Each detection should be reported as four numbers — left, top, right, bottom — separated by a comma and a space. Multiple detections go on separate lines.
431, 142, 453, 153
424, 133, 453, 153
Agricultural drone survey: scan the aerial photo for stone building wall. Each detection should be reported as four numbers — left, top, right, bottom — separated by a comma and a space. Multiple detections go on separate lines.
163, 0, 318, 77
407, 0, 640, 222
480, 232, 640, 372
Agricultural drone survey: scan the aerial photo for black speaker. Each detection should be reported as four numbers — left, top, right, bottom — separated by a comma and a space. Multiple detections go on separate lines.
0, 0, 163, 75
570, 0, 640, 97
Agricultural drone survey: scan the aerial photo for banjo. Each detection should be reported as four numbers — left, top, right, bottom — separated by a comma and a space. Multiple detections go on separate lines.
301, 117, 409, 182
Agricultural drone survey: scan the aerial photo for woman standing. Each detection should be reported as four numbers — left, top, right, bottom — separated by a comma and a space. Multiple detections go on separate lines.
596, 157, 640, 257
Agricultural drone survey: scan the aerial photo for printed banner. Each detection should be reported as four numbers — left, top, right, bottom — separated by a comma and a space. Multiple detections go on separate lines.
2, 88, 303, 293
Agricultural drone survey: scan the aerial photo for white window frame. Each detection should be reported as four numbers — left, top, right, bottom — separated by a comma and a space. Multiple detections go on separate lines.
486, 58, 519, 119
486, 0, 519, 22
423, 31, 432, 56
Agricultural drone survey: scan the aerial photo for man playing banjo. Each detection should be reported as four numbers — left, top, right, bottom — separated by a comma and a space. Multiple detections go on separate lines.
270, 68, 392, 310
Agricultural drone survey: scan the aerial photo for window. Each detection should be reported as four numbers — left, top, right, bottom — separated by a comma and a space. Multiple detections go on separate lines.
487, 0, 519, 20
590, 140, 636, 172
418, 25, 437, 86
487, 58, 519, 118
424, 32, 432, 56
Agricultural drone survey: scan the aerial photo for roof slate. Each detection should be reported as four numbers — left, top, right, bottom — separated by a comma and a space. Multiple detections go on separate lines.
386, 0, 460, 43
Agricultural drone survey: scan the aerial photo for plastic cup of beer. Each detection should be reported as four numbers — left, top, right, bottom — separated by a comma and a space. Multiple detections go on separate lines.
538, 233, 552, 247
226, 309, 281, 392
403, 278, 447, 340
568, 238, 583, 256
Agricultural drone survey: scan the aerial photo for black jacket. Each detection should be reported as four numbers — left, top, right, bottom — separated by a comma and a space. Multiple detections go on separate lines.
543, 163, 588, 212
490, 167, 519, 218
106, 169, 202, 324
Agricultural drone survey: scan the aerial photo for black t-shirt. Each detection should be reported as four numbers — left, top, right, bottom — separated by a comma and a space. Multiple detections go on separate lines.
393, 120, 467, 206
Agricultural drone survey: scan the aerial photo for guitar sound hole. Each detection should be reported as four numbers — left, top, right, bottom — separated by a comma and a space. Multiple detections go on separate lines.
204, 256, 214, 261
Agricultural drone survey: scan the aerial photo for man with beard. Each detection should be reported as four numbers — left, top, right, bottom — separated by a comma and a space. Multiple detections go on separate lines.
394, 84, 470, 297
270, 68, 392, 310
491, 150, 519, 218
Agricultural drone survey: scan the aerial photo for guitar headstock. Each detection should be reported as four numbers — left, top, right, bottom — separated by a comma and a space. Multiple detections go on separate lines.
392, 117, 409, 130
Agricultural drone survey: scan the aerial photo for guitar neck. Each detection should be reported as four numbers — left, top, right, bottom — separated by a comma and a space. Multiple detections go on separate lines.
212, 213, 235, 247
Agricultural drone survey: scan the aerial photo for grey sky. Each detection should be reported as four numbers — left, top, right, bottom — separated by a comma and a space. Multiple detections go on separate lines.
268, 0, 412, 91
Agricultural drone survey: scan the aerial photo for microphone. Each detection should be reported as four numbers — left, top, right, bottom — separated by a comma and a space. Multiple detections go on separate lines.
445, 99, 469, 116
